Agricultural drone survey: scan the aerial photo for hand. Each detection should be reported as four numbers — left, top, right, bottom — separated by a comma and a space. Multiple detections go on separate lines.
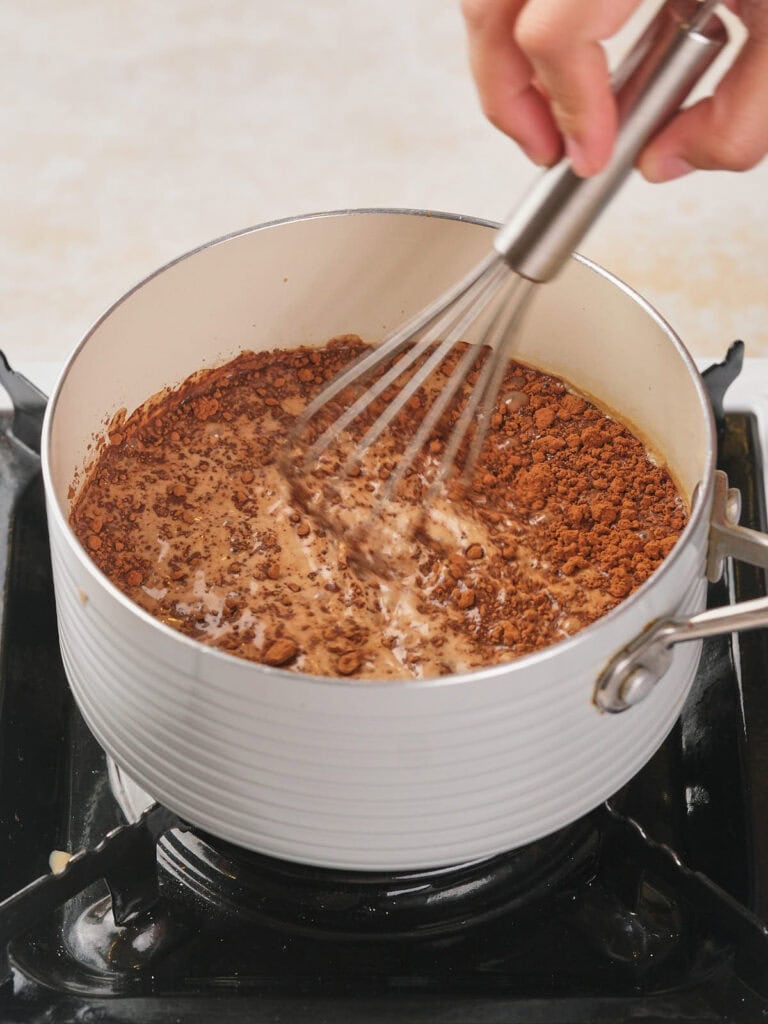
461, 0, 768, 181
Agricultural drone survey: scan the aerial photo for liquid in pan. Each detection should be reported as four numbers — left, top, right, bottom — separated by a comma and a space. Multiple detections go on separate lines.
69, 336, 687, 680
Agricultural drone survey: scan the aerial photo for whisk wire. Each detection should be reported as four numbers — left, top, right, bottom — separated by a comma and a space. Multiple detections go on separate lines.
290, 254, 535, 526
301, 254, 505, 470
377, 263, 518, 503
298, 251, 500, 430
339, 259, 510, 475
460, 277, 535, 485
378, 336, 487, 505
425, 275, 533, 499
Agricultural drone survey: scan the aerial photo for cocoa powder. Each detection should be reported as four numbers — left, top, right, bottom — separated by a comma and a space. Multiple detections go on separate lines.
69, 336, 687, 680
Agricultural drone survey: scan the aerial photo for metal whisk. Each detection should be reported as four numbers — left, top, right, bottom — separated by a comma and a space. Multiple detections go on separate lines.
286, 0, 726, 519
294, 256, 535, 507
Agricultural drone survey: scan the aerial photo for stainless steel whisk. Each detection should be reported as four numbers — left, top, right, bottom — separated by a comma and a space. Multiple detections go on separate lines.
288, 0, 726, 513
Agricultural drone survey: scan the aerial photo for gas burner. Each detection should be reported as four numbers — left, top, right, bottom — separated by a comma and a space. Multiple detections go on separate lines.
159, 817, 599, 940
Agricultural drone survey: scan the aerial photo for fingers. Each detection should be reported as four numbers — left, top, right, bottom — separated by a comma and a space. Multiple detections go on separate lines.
463, 0, 768, 181
639, 33, 768, 182
513, 0, 643, 175
461, 0, 563, 166
462, 0, 645, 175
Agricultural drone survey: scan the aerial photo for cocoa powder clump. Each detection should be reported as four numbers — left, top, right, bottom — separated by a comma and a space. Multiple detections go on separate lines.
263, 638, 299, 666
336, 651, 363, 675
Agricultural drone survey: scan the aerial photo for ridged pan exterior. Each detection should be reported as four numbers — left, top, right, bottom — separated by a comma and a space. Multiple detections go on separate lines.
41, 211, 716, 870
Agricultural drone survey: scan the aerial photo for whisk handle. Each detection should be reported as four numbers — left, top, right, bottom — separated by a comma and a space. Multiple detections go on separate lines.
494, 0, 728, 283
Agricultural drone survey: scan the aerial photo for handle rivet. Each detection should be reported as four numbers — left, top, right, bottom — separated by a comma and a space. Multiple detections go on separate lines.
619, 667, 657, 708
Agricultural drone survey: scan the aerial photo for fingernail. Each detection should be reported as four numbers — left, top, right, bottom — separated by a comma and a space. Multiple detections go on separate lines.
521, 140, 561, 168
528, 150, 554, 167
564, 136, 591, 177
643, 154, 695, 184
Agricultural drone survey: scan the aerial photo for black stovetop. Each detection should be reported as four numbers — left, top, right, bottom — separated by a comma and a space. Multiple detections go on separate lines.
2, 363, 768, 1022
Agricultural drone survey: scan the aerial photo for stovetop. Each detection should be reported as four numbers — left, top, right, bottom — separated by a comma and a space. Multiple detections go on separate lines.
1, 349, 768, 1022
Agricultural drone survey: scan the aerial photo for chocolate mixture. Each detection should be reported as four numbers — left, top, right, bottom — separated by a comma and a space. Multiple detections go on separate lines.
70, 336, 687, 679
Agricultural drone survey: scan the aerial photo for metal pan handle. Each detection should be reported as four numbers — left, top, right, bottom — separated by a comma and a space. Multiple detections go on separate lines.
595, 470, 768, 712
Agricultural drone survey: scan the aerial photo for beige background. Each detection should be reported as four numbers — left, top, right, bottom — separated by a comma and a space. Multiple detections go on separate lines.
2, 0, 766, 394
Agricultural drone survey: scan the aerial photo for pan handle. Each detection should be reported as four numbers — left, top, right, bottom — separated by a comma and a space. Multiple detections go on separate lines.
0, 351, 47, 454
595, 470, 768, 713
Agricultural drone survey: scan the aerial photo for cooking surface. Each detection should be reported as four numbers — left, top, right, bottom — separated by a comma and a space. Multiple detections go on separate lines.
2, 369, 768, 1020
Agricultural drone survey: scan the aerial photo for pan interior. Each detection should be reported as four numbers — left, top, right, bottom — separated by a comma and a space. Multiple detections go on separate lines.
46, 210, 711, 520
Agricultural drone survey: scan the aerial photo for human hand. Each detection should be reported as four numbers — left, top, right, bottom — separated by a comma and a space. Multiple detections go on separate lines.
460, 0, 768, 181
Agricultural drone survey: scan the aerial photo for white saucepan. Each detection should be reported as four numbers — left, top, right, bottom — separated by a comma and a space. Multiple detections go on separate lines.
41, 210, 768, 870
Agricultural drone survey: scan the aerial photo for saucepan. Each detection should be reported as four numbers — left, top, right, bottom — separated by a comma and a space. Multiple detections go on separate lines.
40, 209, 768, 871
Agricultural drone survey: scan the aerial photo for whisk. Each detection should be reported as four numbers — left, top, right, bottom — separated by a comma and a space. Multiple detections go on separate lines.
286, 0, 726, 521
